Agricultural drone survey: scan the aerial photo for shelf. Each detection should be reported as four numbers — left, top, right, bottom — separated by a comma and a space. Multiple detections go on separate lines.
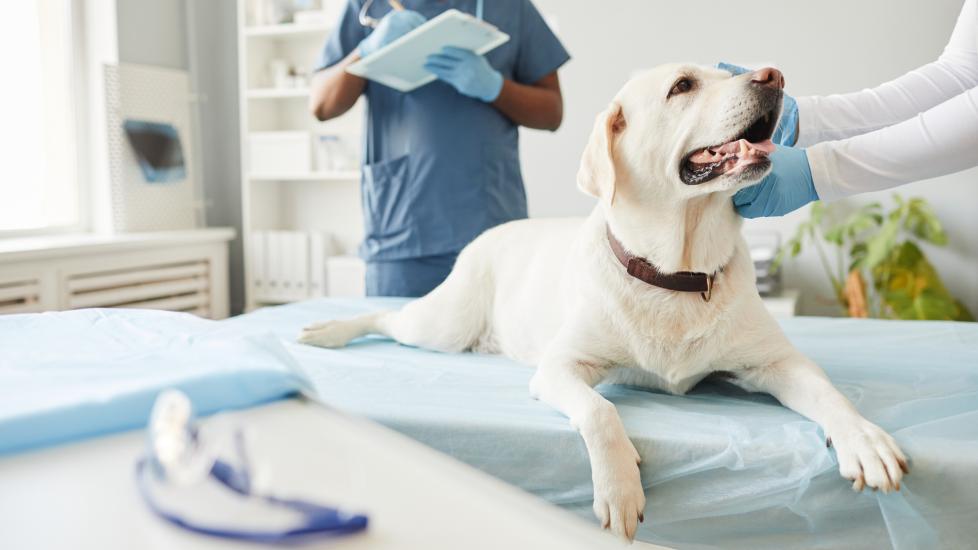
246, 88, 310, 99
240, 2, 366, 310
244, 23, 331, 38
249, 171, 359, 182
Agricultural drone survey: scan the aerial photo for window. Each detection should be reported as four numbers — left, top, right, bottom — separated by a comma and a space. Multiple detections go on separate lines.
0, 0, 82, 234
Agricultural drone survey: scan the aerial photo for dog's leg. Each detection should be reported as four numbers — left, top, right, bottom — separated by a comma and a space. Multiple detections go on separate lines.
299, 251, 490, 351
298, 298, 482, 351
529, 349, 645, 541
298, 312, 385, 348
736, 353, 909, 492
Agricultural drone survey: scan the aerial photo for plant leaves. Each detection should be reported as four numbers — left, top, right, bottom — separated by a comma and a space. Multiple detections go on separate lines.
824, 225, 845, 246
876, 241, 964, 321
881, 287, 914, 319
772, 194, 971, 322
914, 289, 960, 320
774, 218, 810, 271
954, 300, 976, 322
849, 242, 868, 272
860, 217, 900, 270
847, 212, 882, 238
905, 197, 948, 245
810, 201, 825, 225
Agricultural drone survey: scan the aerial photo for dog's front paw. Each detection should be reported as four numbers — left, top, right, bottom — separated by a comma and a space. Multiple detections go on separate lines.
829, 419, 909, 493
591, 443, 646, 541
297, 320, 359, 348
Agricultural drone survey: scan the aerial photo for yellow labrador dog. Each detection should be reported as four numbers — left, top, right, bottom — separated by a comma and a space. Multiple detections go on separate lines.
299, 64, 909, 541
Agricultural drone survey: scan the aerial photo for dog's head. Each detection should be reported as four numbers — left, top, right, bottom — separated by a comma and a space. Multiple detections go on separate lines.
578, 63, 783, 206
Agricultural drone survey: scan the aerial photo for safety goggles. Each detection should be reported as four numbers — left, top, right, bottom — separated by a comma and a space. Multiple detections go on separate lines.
136, 390, 368, 543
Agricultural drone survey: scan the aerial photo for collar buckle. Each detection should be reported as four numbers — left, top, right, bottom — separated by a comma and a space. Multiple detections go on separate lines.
701, 273, 716, 302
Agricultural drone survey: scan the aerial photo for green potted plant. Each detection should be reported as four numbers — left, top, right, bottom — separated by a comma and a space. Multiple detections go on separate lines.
776, 195, 974, 321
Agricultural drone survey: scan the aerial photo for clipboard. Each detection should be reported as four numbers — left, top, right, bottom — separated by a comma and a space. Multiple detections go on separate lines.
347, 9, 510, 92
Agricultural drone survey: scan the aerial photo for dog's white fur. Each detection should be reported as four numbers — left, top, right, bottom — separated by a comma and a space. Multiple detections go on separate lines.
299, 64, 909, 541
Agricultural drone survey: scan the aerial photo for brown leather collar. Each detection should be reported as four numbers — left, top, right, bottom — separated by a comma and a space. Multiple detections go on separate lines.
606, 225, 719, 302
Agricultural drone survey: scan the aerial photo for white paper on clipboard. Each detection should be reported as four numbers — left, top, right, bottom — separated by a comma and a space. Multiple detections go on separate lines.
346, 9, 510, 92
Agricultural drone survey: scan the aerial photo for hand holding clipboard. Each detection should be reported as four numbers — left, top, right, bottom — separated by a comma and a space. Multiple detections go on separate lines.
347, 9, 509, 92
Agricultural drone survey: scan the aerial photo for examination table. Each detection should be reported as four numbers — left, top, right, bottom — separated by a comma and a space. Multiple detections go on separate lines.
2, 299, 977, 548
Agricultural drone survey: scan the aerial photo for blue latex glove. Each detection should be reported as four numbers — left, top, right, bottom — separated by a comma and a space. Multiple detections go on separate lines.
358, 10, 426, 58
423, 46, 504, 102
717, 62, 799, 146
733, 145, 818, 218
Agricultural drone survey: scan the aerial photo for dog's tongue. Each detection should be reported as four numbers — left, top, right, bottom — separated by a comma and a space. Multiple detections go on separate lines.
688, 138, 775, 175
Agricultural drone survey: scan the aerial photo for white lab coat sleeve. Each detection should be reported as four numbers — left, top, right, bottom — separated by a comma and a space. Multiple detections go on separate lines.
806, 86, 978, 200
796, 0, 977, 147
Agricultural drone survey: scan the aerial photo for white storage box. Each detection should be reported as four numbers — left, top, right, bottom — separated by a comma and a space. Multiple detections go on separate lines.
249, 132, 311, 176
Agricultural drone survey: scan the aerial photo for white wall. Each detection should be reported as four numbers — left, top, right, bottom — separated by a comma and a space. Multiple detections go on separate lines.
522, 0, 978, 316
185, 0, 246, 315
116, 0, 188, 70
80, 0, 119, 235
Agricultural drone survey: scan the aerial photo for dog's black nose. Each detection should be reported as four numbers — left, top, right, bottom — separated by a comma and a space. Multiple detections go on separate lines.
750, 67, 785, 90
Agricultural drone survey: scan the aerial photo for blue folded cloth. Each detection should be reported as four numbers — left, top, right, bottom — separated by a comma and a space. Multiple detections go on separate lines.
0, 308, 310, 455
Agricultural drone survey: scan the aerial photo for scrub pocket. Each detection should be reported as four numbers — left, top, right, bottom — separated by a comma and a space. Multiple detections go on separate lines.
362, 154, 411, 243
481, 144, 527, 223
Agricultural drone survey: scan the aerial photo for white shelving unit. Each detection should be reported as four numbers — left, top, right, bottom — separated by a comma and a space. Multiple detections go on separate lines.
246, 87, 312, 99
249, 170, 361, 182
237, 0, 365, 310
244, 23, 333, 38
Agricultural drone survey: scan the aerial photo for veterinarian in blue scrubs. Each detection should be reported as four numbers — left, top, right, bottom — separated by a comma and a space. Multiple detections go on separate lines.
311, 0, 570, 297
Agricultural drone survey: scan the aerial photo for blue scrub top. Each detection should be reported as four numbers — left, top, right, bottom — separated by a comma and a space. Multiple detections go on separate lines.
316, 0, 570, 262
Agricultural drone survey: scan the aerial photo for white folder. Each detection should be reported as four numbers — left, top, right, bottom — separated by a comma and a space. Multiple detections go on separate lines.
251, 232, 265, 295
268, 231, 282, 300
293, 232, 309, 300
309, 232, 327, 298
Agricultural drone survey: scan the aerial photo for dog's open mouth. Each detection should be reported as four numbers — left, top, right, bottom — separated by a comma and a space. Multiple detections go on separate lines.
680, 108, 779, 185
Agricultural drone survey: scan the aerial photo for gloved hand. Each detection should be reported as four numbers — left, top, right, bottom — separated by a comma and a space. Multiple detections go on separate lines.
358, 10, 426, 58
717, 62, 799, 146
423, 46, 504, 102
733, 145, 818, 218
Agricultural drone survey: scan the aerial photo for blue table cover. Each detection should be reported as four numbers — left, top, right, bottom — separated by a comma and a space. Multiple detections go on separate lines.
225, 298, 978, 550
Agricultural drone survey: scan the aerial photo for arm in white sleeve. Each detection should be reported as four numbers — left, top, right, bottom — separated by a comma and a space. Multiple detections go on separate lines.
808, 85, 978, 200
796, 0, 977, 147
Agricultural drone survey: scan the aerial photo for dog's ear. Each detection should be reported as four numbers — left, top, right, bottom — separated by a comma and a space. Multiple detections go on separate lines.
577, 101, 626, 205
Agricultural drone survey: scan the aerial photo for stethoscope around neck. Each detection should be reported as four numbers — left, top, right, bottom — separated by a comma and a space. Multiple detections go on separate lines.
358, 0, 485, 28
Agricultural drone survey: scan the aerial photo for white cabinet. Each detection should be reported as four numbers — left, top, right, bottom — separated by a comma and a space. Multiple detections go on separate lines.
0, 229, 234, 319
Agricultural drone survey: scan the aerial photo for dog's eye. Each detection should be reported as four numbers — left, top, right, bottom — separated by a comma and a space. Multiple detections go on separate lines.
668, 78, 694, 98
